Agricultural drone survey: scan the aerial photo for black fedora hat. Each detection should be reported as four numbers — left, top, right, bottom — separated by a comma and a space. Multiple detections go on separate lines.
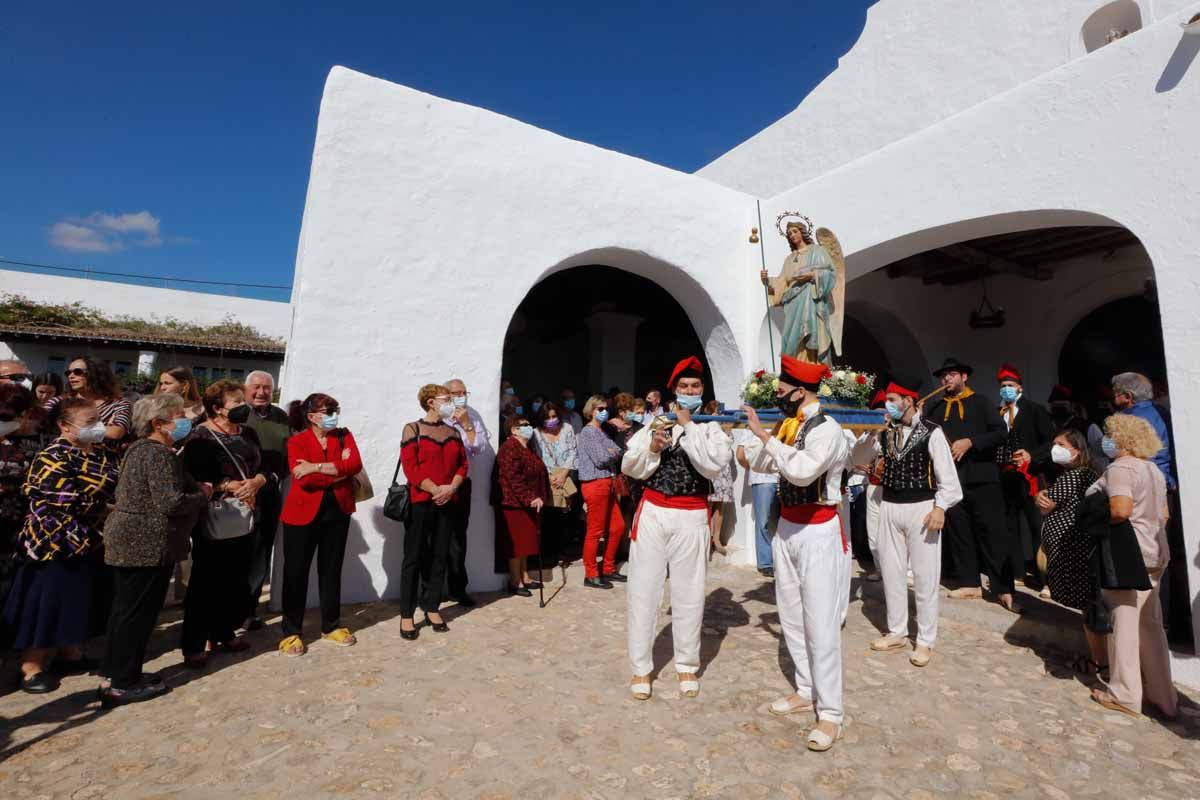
933, 357, 974, 377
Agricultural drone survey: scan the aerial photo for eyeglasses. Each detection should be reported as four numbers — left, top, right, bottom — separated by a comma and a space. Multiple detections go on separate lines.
320, 407, 340, 415
66, 368, 88, 377
3, 373, 32, 383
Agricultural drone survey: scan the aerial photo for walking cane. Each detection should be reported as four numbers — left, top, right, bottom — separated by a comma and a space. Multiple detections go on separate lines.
536, 505, 545, 608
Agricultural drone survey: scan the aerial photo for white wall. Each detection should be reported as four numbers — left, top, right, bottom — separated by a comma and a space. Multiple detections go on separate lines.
699, 0, 1197, 197
0, 269, 292, 341
285, 67, 762, 598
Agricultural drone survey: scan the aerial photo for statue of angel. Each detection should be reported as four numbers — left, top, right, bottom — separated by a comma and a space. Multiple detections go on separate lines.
759, 213, 845, 366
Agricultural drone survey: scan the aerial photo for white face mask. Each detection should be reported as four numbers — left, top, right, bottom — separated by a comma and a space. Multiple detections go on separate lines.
0, 419, 21, 438
437, 403, 455, 420
1050, 444, 1075, 466
75, 421, 107, 444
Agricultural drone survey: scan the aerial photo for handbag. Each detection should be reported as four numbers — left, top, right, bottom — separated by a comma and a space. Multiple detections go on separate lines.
383, 421, 418, 524
204, 431, 255, 540
337, 434, 374, 503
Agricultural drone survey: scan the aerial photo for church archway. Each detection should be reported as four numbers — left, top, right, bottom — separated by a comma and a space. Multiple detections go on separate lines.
1057, 291, 1167, 408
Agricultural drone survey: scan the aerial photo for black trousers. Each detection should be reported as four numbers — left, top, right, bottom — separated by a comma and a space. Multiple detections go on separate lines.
944, 481, 1015, 594
245, 484, 283, 620
101, 565, 172, 689
400, 501, 453, 618
281, 492, 350, 637
180, 533, 253, 656
1162, 490, 1192, 643
1000, 470, 1041, 574
849, 488, 872, 565
446, 479, 472, 598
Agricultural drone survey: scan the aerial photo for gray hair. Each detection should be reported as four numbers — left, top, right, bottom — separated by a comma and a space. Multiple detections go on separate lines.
132, 393, 184, 438
245, 370, 274, 386
1111, 372, 1153, 403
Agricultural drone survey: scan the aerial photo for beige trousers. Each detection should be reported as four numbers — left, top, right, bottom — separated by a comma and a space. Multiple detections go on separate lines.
1103, 574, 1177, 715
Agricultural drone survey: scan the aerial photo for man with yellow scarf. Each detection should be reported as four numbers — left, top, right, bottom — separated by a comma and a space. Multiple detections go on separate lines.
742, 354, 848, 753
923, 358, 1018, 613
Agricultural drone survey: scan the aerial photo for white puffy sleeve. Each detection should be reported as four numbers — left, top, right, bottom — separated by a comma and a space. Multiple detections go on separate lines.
677, 421, 733, 480
743, 425, 846, 487
929, 427, 964, 511
621, 424, 660, 480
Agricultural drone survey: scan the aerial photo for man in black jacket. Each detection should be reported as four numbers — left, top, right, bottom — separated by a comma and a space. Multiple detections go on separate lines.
995, 364, 1056, 591
924, 358, 1020, 613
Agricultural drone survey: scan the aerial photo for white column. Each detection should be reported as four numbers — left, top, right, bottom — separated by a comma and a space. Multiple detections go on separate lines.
585, 311, 643, 392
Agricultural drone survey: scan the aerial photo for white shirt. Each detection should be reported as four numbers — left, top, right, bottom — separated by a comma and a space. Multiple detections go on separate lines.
622, 419, 733, 481
742, 402, 848, 506
1000, 393, 1022, 432
880, 416, 963, 511
733, 428, 778, 485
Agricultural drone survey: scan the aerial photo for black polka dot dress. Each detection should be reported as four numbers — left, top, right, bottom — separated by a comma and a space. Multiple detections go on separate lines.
1041, 466, 1099, 611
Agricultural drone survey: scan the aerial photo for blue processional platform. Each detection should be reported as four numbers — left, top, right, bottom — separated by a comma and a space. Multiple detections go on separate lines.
670, 401, 886, 433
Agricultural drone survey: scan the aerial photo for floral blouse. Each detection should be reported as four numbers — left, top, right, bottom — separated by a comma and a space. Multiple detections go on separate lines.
18, 438, 118, 561
533, 426, 577, 470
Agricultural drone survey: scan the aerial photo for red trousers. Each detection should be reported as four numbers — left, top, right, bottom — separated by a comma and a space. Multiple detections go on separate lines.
581, 478, 625, 578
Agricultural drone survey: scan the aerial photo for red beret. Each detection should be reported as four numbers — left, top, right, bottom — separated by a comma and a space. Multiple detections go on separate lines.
667, 356, 704, 390
779, 354, 831, 388
886, 381, 919, 400
997, 363, 1022, 383
868, 389, 887, 409
1048, 384, 1072, 403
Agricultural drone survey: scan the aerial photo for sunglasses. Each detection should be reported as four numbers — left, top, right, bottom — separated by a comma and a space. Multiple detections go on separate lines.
312, 406, 340, 415
66, 368, 88, 377
3, 373, 32, 383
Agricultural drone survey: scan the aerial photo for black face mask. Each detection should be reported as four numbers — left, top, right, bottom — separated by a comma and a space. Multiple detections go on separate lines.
226, 404, 251, 425
777, 389, 804, 417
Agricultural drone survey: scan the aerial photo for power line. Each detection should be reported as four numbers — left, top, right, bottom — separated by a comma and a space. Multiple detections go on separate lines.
0, 257, 292, 291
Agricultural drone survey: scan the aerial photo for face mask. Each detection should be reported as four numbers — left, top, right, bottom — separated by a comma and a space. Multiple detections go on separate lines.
1050, 444, 1074, 465
515, 425, 534, 440
885, 401, 905, 421
625, 412, 643, 424
777, 390, 803, 417
0, 419, 21, 438
1101, 437, 1120, 459
999, 386, 1019, 404
543, 418, 561, 431
594, 410, 609, 423
675, 394, 703, 412
437, 403, 454, 420
504, 387, 515, 397
226, 404, 251, 424
563, 398, 576, 411
170, 417, 193, 442
321, 413, 340, 430
452, 395, 467, 408
76, 421, 107, 444
531, 402, 542, 414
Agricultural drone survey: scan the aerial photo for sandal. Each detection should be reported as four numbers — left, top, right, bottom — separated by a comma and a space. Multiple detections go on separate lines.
214, 637, 251, 653
1091, 688, 1139, 717
1069, 655, 1106, 676
279, 635, 306, 657
768, 693, 814, 716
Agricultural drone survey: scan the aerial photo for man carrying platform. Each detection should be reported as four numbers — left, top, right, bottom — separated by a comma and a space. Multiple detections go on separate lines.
742, 354, 848, 752
621, 356, 733, 701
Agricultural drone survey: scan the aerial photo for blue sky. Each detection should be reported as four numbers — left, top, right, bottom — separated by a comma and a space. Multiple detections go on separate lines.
2, 1, 875, 300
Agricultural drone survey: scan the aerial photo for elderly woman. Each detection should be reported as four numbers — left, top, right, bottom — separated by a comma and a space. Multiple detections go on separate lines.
495, 414, 548, 596
577, 394, 626, 588
180, 379, 267, 667
277, 393, 363, 656
1035, 428, 1103, 674
398, 384, 468, 639
156, 366, 206, 422
1087, 414, 1177, 718
46, 356, 132, 458
2, 397, 119, 693
533, 401, 578, 562
99, 394, 210, 706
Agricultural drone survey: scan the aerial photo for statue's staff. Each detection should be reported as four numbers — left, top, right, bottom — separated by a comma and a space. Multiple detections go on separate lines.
755, 199, 776, 368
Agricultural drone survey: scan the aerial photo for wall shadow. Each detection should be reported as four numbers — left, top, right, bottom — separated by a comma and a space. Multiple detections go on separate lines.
1156, 34, 1200, 93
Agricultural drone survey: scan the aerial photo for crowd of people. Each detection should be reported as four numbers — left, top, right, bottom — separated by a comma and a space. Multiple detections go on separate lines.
0, 352, 1186, 734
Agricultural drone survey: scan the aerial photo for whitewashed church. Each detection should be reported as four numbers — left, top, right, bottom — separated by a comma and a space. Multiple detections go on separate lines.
282, 2, 1200, 677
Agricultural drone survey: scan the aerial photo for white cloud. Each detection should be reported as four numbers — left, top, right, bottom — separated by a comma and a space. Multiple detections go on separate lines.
48, 210, 164, 253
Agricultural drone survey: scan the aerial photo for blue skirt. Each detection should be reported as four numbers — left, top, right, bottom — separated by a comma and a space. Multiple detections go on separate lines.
3, 558, 97, 650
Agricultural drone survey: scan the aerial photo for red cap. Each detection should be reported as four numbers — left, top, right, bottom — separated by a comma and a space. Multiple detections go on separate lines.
885, 381, 919, 400
779, 354, 831, 389
1048, 384, 1072, 403
997, 363, 1022, 383
868, 389, 887, 409
666, 356, 704, 390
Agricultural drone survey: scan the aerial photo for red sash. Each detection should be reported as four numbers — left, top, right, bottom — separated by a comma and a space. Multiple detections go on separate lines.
630, 489, 708, 540
1002, 462, 1038, 497
780, 503, 848, 553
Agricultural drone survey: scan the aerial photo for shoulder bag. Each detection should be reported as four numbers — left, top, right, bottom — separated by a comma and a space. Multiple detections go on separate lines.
338, 433, 374, 503
383, 422, 417, 524
204, 431, 255, 540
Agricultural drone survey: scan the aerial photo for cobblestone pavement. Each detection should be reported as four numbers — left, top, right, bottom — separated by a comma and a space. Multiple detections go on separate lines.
2, 560, 1200, 799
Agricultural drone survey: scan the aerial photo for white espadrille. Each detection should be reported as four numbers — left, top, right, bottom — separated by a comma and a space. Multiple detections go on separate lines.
870, 634, 908, 652
807, 722, 843, 752
630, 675, 652, 700
677, 672, 700, 698
768, 693, 814, 716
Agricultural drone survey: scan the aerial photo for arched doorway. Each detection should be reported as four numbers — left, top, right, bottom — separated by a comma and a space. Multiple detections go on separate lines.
1057, 292, 1168, 407
501, 265, 714, 410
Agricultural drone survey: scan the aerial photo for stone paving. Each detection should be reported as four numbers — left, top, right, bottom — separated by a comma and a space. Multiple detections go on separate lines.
2, 560, 1200, 799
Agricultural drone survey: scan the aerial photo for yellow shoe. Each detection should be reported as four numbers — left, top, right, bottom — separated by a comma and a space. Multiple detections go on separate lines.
279, 635, 306, 657
321, 628, 357, 647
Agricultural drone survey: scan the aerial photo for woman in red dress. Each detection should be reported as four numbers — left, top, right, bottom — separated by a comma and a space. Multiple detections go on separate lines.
495, 414, 548, 596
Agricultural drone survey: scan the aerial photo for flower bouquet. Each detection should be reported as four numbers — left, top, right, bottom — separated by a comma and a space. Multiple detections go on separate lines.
818, 367, 876, 408
739, 370, 779, 409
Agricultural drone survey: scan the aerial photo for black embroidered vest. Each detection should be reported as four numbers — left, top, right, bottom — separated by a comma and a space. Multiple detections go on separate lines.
644, 433, 712, 498
777, 413, 829, 507
995, 407, 1019, 467
881, 417, 939, 504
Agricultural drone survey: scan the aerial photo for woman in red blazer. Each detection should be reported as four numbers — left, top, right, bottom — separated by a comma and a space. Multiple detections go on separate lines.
277, 392, 363, 657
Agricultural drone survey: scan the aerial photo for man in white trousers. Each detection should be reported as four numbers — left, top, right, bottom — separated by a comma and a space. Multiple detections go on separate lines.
622, 356, 733, 701
870, 382, 963, 667
742, 355, 849, 752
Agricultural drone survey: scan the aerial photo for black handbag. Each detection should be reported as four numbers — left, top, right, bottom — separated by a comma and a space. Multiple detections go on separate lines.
383, 455, 411, 524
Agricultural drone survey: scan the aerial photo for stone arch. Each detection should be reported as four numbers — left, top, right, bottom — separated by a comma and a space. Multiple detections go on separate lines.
842, 299, 930, 386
